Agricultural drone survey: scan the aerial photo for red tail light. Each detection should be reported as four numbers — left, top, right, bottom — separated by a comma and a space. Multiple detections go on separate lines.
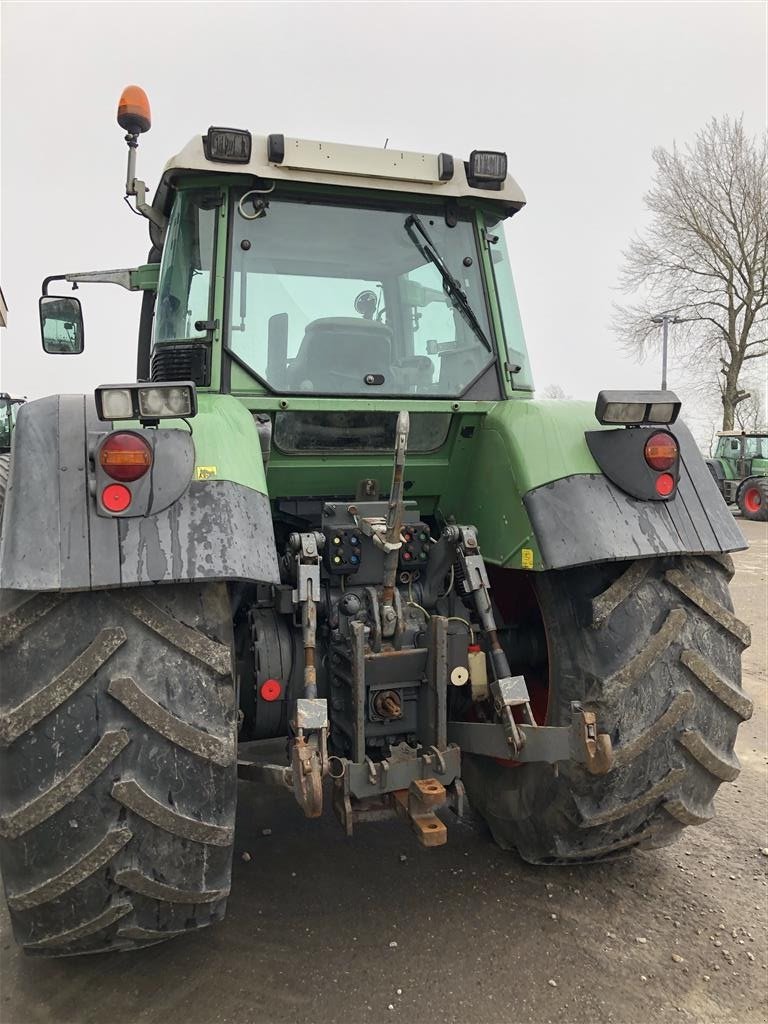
655, 473, 676, 497
99, 432, 152, 482
102, 483, 132, 512
644, 431, 678, 471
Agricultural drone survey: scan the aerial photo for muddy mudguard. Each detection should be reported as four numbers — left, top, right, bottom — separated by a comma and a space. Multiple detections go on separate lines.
0, 394, 279, 592
525, 421, 747, 569
456, 401, 746, 571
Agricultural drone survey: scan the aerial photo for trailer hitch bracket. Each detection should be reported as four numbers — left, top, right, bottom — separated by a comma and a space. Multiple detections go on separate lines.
447, 703, 613, 774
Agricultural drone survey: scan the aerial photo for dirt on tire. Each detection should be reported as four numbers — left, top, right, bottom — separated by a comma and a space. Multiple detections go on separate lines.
462, 554, 752, 863
0, 583, 237, 956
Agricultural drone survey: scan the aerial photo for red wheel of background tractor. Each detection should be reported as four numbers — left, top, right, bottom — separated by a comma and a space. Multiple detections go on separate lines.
737, 478, 768, 522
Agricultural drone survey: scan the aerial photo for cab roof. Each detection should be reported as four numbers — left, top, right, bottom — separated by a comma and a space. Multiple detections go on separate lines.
155, 133, 526, 217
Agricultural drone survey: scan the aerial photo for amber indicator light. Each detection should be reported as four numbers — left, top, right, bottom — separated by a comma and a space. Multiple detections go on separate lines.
644, 432, 678, 471
100, 433, 152, 482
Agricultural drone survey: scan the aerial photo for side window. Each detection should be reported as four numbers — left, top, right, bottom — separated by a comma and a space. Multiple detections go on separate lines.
155, 193, 217, 344
485, 215, 533, 390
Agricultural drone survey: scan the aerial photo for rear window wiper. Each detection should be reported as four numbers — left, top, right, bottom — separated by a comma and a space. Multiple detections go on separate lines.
404, 214, 492, 352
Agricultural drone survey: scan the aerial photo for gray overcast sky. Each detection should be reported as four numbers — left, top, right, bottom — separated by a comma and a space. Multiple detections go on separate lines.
1, 0, 765, 435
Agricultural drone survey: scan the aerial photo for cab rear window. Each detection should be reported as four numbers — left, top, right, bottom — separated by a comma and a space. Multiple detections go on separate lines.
272, 411, 451, 453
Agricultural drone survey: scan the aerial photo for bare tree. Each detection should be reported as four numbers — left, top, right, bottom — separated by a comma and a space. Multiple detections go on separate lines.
733, 372, 766, 432
614, 117, 768, 429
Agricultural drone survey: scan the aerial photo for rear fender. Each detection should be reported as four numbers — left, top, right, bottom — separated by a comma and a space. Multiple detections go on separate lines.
452, 399, 746, 570
0, 393, 279, 592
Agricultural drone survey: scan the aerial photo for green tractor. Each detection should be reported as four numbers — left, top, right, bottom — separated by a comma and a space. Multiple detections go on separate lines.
0, 87, 752, 957
0, 393, 24, 499
707, 431, 768, 521
0, 393, 25, 455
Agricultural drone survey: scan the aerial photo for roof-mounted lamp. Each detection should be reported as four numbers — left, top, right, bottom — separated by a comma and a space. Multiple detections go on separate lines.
117, 85, 165, 229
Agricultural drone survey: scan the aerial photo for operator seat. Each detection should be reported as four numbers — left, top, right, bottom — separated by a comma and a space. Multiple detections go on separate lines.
289, 318, 392, 391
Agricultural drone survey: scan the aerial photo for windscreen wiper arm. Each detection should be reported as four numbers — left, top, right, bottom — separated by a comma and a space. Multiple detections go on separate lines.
404, 214, 492, 352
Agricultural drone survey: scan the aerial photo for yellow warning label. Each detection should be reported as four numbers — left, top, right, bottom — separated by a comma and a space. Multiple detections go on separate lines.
195, 466, 218, 480
521, 548, 534, 570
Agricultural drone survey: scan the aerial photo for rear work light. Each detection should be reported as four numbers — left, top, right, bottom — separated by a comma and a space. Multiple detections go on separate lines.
138, 386, 194, 419
644, 431, 678, 471
95, 381, 197, 422
595, 390, 681, 426
203, 127, 252, 163
468, 150, 508, 183
99, 432, 152, 482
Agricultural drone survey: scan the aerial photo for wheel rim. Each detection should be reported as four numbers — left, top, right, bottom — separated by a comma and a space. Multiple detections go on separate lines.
744, 486, 762, 513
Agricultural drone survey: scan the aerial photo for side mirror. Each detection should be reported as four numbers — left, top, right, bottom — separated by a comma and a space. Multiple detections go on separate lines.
39, 295, 84, 354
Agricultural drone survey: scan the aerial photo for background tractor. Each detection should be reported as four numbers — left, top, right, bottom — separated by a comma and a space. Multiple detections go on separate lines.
0, 87, 752, 958
706, 430, 768, 521
0, 393, 24, 455
0, 393, 24, 498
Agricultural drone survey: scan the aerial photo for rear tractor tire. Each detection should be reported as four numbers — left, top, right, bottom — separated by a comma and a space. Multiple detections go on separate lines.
463, 554, 752, 864
0, 583, 237, 956
737, 478, 768, 521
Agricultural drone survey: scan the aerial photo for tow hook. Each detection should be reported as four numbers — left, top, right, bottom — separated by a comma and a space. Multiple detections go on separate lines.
575, 706, 613, 775
393, 778, 448, 847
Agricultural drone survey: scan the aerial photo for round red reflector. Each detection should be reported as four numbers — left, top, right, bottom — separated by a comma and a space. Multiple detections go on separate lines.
644, 431, 678, 471
655, 472, 676, 497
260, 679, 282, 702
102, 483, 132, 512
100, 432, 152, 482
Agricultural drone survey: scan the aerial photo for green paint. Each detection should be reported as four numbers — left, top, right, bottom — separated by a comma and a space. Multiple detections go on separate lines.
119, 395, 268, 494
208, 198, 230, 394
480, 399, 603, 492
129, 264, 160, 291
438, 400, 604, 568
188, 394, 268, 492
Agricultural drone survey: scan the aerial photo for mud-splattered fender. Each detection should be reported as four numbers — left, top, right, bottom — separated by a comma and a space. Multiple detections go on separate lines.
523, 422, 746, 569
0, 395, 279, 591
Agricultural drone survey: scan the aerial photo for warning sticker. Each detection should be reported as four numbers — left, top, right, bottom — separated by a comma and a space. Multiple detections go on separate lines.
195, 466, 218, 480
521, 548, 534, 570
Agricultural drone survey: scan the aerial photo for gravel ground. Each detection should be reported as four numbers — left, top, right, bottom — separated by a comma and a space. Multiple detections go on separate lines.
1, 522, 766, 1024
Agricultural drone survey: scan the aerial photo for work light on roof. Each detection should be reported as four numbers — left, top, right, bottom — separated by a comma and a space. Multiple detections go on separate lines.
468, 150, 508, 184
204, 127, 252, 164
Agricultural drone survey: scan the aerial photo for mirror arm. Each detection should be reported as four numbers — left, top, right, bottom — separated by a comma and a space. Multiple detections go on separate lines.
42, 269, 144, 295
42, 275, 67, 297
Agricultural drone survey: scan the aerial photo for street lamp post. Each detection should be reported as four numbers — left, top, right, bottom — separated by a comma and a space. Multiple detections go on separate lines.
651, 313, 683, 390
